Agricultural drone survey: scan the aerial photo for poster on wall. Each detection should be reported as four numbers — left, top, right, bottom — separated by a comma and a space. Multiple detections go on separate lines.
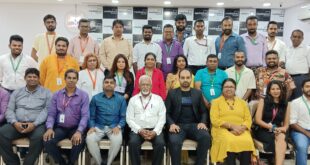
208, 8, 224, 21
133, 7, 148, 19
163, 8, 178, 20
257, 21, 268, 34
185, 21, 193, 35
239, 9, 256, 21
270, 9, 285, 22
133, 34, 143, 46
122, 20, 133, 34
102, 19, 113, 34
133, 20, 148, 34
102, 33, 112, 40
276, 22, 284, 36
208, 21, 222, 35
148, 20, 163, 34
118, 7, 133, 20
86, 6, 103, 19
89, 19, 102, 33
225, 8, 240, 21
239, 22, 247, 34
178, 8, 194, 20
256, 9, 271, 21
103, 6, 118, 19
148, 8, 163, 20
193, 8, 209, 20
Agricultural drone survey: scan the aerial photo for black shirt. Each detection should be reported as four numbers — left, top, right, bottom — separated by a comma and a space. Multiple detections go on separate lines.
178, 91, 196, 124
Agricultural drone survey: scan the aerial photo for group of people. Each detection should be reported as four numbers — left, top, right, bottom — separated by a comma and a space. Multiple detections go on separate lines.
0, 12, 309, 165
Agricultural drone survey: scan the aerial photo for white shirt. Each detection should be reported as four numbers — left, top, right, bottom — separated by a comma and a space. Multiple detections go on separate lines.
267, 38, 287, 62
32, 33, 60, 64
126, 93, 166, 135
77, 69, 105, 100
183, 35, 216, 66
225, 66, 256, 98
0, 53, 38, 90
133, 41, 162, 70
285, 44, 310, 75
290, 95, 310, 130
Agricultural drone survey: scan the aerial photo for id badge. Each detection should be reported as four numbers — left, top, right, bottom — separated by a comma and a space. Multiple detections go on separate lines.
56, 78, 62, 86
59, 114, 65, 123
210, 88, 215, 96
218, 53, 222, 59
115, 86, 125, 93
79, 55, 85, 63
263, 87, 267, 95
166, 57, 171, 64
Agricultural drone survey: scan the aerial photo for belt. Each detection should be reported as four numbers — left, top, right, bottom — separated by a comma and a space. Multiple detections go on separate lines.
291, 73, 308, 77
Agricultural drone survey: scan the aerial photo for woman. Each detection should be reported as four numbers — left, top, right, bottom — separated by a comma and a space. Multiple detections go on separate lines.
254, 80, 290, 165
77, 53, 105, 99
109, 54, 134, 101
210, 78, 256, 165
166, 54, 194, 93
133, 52, 166, 100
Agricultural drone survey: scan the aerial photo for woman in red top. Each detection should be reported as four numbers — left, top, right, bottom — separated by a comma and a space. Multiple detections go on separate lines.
133, 52, 166, 100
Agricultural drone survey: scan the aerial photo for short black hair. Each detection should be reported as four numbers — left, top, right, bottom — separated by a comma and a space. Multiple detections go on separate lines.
142, 25, 153, 33
55, 37, 69, 46
222, 78, 236, 90
64, 69, 79, 80
43, 14, 56, 22
267, 21, 278, 29
302, 78, 310, 88
104, 75, 116, 82
175, 14, 187, 21
265, 50, 279, 57
291, 29, 304, 37
163, 24, 174, 30
246, 15, 258, 24
221, 16, 233, 24
234, 50, 245, 56
144, 52, 157, 61
194, 19, 205, 26
78, 18, 89, 26
25, 68, 40, 78
207, 54, 218, 61
9, 35, 23, 44
179, 68, 193, 78
112, 19, 124, 28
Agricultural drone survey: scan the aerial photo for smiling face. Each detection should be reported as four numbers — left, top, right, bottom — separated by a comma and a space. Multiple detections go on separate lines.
55, 40, 68, 56
25, 73, 39, 88
269, 83, 281, 99
266, 53, 279, 68
65, 72, 78, 88
9, 40, 23, 56
222, 81, 236, 98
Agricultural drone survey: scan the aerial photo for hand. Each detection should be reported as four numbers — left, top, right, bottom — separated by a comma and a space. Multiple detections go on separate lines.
138, 129, 148, 139
71, 131, 82, 146
169, 124, 180, 133
87, 127, 96, 135
230, 125, 245, 135
124, 94, 129, 100
21, 123, 35, 133
43, 129, 55, 141
13, 122, 24, 133
274, 127, 286, 135
145, 131, 156, 140
197, 123, 208, 130
112, 126, 121, 135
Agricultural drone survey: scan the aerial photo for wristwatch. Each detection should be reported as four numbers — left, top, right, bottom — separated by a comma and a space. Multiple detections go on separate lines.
117, 125, 121, 129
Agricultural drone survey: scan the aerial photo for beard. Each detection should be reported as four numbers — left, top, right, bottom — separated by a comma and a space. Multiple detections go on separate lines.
143, 36, 151, 41
303, 90, 310, 97
176, 26, 186, 32
223, 29, 232, 35
248, 29, 256, 35
141, 89, 150, 96
235, 61, 244, 67
181, 82, 190, 88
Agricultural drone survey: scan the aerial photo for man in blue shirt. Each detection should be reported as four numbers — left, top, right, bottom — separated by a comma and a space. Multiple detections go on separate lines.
86, 75, 127, 165
215, 16, 246, 69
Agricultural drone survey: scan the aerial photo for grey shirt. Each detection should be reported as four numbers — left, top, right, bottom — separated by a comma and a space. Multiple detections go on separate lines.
5, 85, 52, 126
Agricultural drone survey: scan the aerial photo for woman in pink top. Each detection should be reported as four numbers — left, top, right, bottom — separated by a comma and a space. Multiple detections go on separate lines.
133, 52, 166, 100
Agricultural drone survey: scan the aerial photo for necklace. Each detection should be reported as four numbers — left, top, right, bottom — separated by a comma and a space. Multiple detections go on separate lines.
225, 98, 235, 110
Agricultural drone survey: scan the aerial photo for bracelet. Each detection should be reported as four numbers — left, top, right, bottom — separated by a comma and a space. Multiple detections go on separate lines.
271, 124, 277, 132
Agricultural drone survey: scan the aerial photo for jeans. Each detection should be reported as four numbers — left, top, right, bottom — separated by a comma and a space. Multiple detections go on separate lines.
291, 130, 310, 165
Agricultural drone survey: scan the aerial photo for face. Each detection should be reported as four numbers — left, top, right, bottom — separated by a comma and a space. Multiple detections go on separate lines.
206, 57, 218, 70
175, 19, 186, 31
117, 57, 126, 70
163, 27, 174, 41
222, 19, 233, 35
44, 18, 56, 32
269, 84, 281, 98
143, 29, 153, 41
234, 52, 245, 66
267, 24, 278, 38
113, 23, 124, 36
179, 70, 192, 88
194, 22, 205, 35
246, 19, 257, 34
9, 40, 23, 56
78, 22, 90, 35
176, 57, 186, 70
145, 55, 156, 68
103, 79, 115, 93
25, 73, 39, 87
55, 40, 68, 56
87, 56, 98, 70
266, 54, 279, 68
291, 31, 303, 47
302, 82, 310, 97
65, 72, 78, 88
139, 79, 152, 95
222, 81, 236, 97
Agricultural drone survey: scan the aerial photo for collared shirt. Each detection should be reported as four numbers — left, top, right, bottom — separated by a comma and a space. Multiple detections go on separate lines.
126, 93, 166, 135
215, 32, 246, 67
39, 54, 80, 93
5, 86, 51, 126
68, 35, 99, 64
46, 88, 89, 133
254, 67, 296, 98
158, 39, 183, 77
133, 40, 162, 70
32, 33, 60, 64
285, 44, 310, 75
290, 95, 310, 130
241, 32, 268, 67
0, 87, 9, 123
194, 68, 228, 102
89, 92, 126, 129
267, 38, 287, 62
99, 35, 133, 69
225, 66, 256, 98
183, 35, 216, 66
77, 69, 105, 100
174, 30, 191, 46
0, 53, 38, 90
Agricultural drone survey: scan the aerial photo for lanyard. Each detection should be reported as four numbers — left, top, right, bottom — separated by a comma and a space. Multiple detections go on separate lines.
269, 40, 277, 50
164, 42, 173, 57
62, 93, 73, 111
145, 69, 153, 78
80, 36, 89, 53
116, 72, 124, 87
271, 107, 279, 122
87, 69, 97, 90
56, 56, 66, 76
302, 96, 310, 115
234, 66, 244, 85
247, 36, 257, 45
9, 55, 23, 73
45, 32, 56, 55
139, 95, 152, 110
210, 73, 216, 87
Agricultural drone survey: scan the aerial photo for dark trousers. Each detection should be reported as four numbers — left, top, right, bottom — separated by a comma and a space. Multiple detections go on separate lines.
168, 123, 211, 165
0, 124, 45, 165
128, 131, 165, 165
291, 74, 308, 100
225, 151, 251, 165
188, 65, 205, 75
43, 127, 85, 165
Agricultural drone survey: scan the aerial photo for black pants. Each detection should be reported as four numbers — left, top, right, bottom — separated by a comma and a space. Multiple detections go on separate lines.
0, 124, 45, 165
128, 131, 165, 165
225, 151, 251, 165
188, 65, 205, 75
168, 123, 211, 165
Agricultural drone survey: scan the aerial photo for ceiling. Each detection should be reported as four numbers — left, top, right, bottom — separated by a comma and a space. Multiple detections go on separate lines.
0, 0, 309, 9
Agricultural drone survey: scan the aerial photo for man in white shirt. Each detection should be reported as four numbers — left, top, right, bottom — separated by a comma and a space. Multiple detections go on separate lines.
183, 19, 215, 75
126, 75, 166, 165
133, 25, 162, 75
225, 51, 256, 100
285, 29, 310, 99
0, 35, 38, 93
290, 78, 310, 165
266, 21, 287, 68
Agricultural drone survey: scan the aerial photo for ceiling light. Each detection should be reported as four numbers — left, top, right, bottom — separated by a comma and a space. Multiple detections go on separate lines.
301, 5, 309, 8
112, 0, 119, 4
263, 2, 271, 7
216, 2, 224, 6
164, 1, 171, 5
57, 0, 63, 1
164, 11, 171, 16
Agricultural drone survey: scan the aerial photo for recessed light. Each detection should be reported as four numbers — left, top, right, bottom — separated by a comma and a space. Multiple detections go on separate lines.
301, 5, 309, 8
263, 2, 271, 7
112, 0, 119, 4
216, 2, 224, 6
57, 0, 63, 2
164, 1, 171, 5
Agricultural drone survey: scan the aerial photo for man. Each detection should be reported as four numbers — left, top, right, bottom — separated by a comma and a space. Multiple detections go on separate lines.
215, 16, 246, 69
68, 18, 99, 65
174, 14, 190, 46
133, 25, 162, 74
290, 78, 310, 165
241, 16, 268, 69
285, 29, 310, 100
86, 75, 126, 165
0, 68, 51, 165
0, 35, 38, 93
31, 14, 60, 64
99, 19, 132, 69
0, 87, 9, 126
194, 54, 227, 109
266, 21, 287, 67
126, 75, 166, 165
183, 19, 216, 75
158, 24, 183, 78
43, 69, 89, 165
225, 51, 256, 100
40, 37, 80, 93
166, 68, 211, 165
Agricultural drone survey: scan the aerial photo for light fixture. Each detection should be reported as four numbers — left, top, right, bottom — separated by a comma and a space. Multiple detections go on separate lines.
164, 11, 171, 16
112, 0, 119, 4
164, 1, 171, 5
57, 0, 63, 2
216, 2, 224, 6
301, 5, 309, 8
263, 2, 271, 7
